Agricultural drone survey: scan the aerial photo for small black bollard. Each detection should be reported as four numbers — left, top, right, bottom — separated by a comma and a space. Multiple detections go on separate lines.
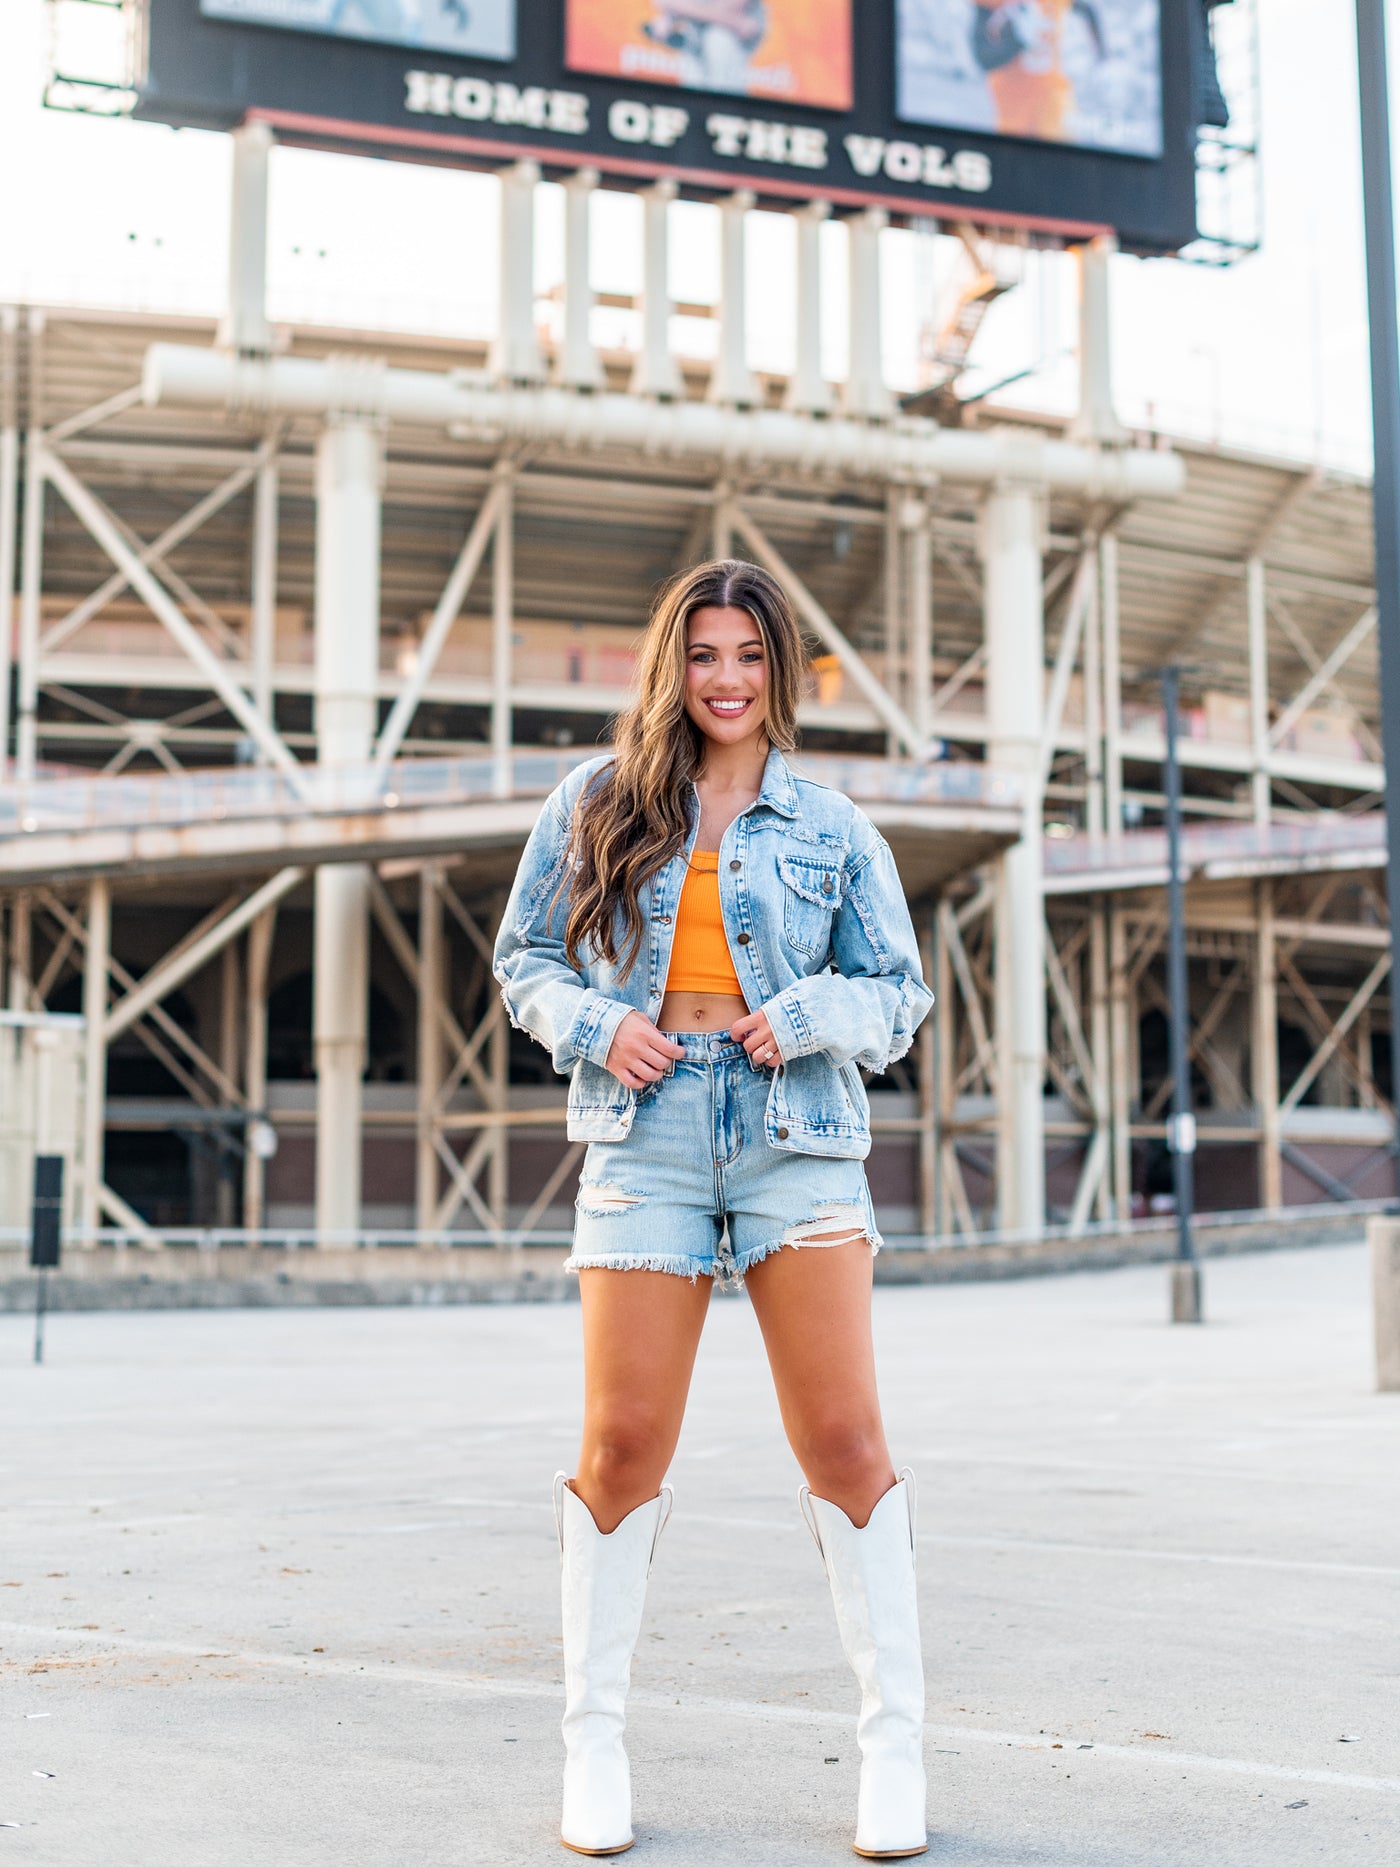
31, 1156, 63, 1366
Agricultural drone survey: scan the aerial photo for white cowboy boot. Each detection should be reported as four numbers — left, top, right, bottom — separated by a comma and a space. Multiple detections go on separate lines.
802, 1469, 928, 1860
555, 1474, 673, 1857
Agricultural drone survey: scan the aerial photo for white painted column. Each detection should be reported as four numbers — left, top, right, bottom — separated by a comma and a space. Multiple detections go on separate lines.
491, 160, 544, 385
1247, 556, 1270, 828
712, 480, 733, 559
710, 190, 757, 407
243, 905, 275, 1233
1255, 879, 1282, 1209
785, 201, 832, 415
905, 497, 934, 748
313, 415, 381, 1241
218, 120, 274, 356
1108, 906, 1132, 1223
632, 179, 682, 399
251, 450, 279, 739
491, 463, 514, 798
1070, 234, 1124, 445
0, 306, 17, 780
16, 311, 44, 782
1099, 532, 1123, 837
7, 892, 30, 1011
844, 207, 892, 421
416, 866, 442, 1232
81, 877, 110, 1245
557, 167, 603, 391
982, 482, 1046, 1236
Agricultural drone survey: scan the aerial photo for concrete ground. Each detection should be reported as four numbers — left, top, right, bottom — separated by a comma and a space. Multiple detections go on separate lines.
2, 1245, 1397, 1867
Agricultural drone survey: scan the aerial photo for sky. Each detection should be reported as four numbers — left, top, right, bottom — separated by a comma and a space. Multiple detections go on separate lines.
0, 0, 1376, 475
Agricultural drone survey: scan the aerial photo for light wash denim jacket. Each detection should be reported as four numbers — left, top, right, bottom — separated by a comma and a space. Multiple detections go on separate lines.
492, 746, 934, 1159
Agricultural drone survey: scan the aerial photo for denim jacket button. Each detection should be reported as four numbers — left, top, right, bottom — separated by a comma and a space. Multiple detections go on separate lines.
737, 931, 751, 945
729, 859, 742, 871
776, 1126, 789, 1139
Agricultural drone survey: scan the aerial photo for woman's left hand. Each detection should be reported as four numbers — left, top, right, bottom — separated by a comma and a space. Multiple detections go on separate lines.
732, 1007, 782, 1070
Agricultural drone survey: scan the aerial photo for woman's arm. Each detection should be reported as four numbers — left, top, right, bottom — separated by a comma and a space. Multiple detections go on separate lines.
759, 827, 934, 1072
491, 784, 635, 1075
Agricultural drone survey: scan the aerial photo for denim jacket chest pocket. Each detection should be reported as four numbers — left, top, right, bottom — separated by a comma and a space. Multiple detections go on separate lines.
776, 851, 842, 958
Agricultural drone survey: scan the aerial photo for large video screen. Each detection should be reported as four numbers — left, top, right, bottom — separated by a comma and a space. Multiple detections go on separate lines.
565, 0, 853, 112
199, 0, 517, 61
896, 0, 1162, 159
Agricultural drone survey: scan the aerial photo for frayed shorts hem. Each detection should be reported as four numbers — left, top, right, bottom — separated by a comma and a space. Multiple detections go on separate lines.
564, 1223, 882, 1286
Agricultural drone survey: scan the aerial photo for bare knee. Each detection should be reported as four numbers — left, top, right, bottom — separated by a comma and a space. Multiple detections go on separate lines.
576, 1410, 673, 1530
796, 1415, 893, 1525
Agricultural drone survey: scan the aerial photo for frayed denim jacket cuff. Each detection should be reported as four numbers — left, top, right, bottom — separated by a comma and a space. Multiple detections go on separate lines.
567, 991, 635, 1071
763, 987, 813, 1062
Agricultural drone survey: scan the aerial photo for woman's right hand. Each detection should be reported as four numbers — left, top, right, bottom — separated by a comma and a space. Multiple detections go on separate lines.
604, 1011, 688, 1090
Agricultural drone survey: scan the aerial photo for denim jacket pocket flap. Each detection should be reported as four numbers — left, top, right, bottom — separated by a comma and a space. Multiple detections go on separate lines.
777, 853, 840, 958
776, 852, 841, 905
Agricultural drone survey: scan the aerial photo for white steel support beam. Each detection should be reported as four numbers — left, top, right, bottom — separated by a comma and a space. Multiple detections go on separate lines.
40, 438, 276, 657
16, 397, 44, 782
81, 877, 110, 1244
0, 307, 16, 779
1247, 556, 1270, 827
633, 179, 682, 399
845, 207, 892, 421
1038, 549, 1095, 793
785, 200, 833, 416
492, 464, 514, 797
1070, 235, 1125, 446
105, 867, 305, 1043
492, 160, 544, 385
41, 450, 307, 787
1280, 952, 1391, 1118
7, 893, 30, 1010
144, 345, 1186, 499
373, 477, 505, 772
557, 167, 603, 391
905, 498, 934, 746
983, 481, 1046, 1236
1108, 905, 1133, 1221
1099, 532, 1123, 836
1083, 544, 1105, 842
1253, 879, 1282, 1208
251, 448, 279, 737
243, 903, 276, 1232
417, 865, 443, 1231
711, 190, 757, 407
728, 504, 924, 754
1267, 605, 1377, 749
218, 120, 274, 356
314, 413, 381, 1239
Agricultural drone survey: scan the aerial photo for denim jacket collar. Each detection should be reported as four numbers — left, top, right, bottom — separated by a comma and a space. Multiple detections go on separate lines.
688, 743, 799, 821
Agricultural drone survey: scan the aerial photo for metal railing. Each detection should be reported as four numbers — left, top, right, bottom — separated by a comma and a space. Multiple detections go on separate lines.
0, 749, 1023, 842
1044, 813, 1388, 882
1, 1196, 1388, 1262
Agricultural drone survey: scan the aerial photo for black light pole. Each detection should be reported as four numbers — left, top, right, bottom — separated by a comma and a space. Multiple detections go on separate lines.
1162, 668, 1202, 1323
30, 1155, 63, 1365
1356, 0, 1400, 1138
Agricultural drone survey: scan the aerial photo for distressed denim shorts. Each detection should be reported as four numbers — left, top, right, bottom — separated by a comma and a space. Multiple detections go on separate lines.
567, 1030, 883, 1285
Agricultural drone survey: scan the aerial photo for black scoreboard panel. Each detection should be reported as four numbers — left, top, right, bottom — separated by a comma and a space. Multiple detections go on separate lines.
134, 0, 1209, 254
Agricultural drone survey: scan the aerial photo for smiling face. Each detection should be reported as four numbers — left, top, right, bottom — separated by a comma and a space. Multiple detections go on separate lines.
683, 604, 769, 751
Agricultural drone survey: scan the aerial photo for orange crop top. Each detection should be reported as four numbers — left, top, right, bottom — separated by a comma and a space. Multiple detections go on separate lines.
663, 851, 744, 998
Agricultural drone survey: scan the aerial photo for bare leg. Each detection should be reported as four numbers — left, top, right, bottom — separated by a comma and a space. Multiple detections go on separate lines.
574, 1268, 713, 1532
744, 1234, 895, 1526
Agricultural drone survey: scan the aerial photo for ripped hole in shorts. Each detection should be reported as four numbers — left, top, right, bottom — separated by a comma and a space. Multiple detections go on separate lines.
576, 1181, 645, 1218
779, 1199, 871, 1250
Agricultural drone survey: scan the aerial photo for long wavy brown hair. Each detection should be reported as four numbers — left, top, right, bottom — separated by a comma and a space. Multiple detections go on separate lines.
556, 558, 807, 977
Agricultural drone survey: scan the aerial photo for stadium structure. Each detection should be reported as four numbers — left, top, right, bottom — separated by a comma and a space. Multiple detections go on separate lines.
4, 0, 1393, 1267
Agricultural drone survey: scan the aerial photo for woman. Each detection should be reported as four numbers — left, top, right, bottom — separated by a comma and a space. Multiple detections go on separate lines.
493, 560, 935, 1859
